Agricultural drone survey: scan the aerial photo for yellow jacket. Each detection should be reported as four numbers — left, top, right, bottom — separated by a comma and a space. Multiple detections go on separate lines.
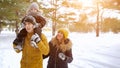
13, 32, 49, 68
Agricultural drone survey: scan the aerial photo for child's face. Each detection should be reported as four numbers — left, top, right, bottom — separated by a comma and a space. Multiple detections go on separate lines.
30, 8, 38, 13
24, 22, 34, 33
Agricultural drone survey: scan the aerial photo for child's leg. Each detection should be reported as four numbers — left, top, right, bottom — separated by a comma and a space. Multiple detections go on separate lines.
17, 28, 27, 40
13, 28, 27, 51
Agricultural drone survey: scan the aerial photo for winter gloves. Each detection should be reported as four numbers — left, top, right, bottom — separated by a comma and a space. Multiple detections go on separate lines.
58, 53, 66, 61
58, 52, 73, 63
31, 27, 42, 48
31, 33, 41, 48
13, 28, 42, 51
14, 44, 22, 53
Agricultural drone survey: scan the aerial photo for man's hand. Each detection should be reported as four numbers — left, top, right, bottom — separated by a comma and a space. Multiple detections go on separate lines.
31, 33, 41, 48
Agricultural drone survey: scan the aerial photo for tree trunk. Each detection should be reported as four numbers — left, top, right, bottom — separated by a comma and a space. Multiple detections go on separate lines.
15, 20, 19, 35
96, 2, 99, 37
0, 20, 1, 34
52, 0, 57, 36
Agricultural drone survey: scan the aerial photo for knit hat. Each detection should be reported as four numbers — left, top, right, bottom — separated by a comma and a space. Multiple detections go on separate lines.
30, 13, 46, 28
58, 28, 69, 39
28, 2, 39, 12
23, 15, 37, 25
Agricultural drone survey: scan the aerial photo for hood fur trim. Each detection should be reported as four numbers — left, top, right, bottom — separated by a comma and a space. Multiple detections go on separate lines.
51, 37, 72, 52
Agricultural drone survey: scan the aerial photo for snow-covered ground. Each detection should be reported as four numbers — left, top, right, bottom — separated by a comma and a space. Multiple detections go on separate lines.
0, 31, 120, 68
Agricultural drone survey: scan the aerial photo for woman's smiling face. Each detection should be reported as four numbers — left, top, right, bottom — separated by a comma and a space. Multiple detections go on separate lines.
56, 32, 64, 41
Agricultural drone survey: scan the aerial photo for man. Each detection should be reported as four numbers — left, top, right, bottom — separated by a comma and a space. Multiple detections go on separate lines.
13, 15, 49, 68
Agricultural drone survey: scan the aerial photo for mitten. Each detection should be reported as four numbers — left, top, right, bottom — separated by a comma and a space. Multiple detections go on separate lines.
31, 33, 41, 48
58, 53, 66, 60
13, 38, 23, 52
14, 44, 22, 52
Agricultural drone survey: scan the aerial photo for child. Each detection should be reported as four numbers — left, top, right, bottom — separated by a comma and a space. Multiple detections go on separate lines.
13, 2, 46, 51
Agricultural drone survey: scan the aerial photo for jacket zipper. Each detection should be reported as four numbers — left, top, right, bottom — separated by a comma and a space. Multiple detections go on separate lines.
55, 48, 58, 68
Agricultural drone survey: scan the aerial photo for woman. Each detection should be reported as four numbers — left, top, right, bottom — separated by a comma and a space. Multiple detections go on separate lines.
45, 28, 73, 68
13, 15, 49, 68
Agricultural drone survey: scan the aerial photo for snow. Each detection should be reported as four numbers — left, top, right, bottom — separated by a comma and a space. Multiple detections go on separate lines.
0, 31, 120, 68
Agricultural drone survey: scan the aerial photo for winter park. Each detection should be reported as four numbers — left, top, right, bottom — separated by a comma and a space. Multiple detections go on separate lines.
0, 0, 120, 68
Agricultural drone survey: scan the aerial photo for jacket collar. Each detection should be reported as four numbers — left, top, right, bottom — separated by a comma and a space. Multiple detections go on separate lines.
51, 37, 72, 52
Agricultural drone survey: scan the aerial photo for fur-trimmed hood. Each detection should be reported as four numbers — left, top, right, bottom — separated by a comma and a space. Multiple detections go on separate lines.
50, 37, 72, 52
